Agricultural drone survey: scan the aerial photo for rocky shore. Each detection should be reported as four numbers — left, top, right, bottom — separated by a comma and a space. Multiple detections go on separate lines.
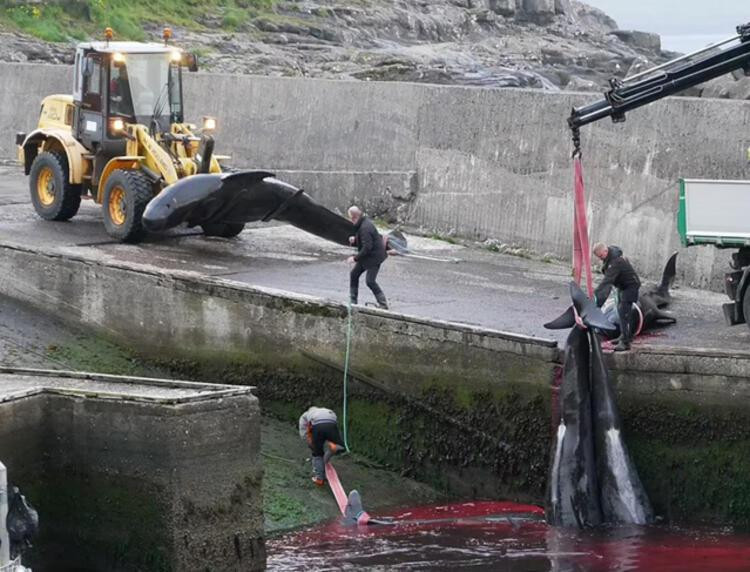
0, 0, 747, 97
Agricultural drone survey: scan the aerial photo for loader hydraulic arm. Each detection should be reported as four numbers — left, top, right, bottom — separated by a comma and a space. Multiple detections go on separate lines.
568, 22, 750, 154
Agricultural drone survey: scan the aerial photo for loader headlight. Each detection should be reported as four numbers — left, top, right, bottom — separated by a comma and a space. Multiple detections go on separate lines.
170, 49, 181, 63
113, 52, 125, 64
111, 118, 125, 132
202, 116, 217, 131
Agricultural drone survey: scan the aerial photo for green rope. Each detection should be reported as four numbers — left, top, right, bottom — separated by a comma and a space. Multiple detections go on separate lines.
342, 299, 354, 452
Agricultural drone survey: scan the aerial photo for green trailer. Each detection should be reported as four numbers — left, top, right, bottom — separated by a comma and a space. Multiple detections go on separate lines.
679, 178, 750, 327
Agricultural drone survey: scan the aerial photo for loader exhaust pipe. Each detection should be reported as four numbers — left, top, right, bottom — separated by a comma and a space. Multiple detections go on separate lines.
197, 135, 215, 174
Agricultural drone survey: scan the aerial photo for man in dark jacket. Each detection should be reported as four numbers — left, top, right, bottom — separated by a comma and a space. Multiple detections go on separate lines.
593, 243, 641, 352
347, 206, 388, 309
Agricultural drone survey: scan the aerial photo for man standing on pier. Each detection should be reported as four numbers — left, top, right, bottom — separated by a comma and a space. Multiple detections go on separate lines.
593, 242, 641, 352
346, 206, 389, 310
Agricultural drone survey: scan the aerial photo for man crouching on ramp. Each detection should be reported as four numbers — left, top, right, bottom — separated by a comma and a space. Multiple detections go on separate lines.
299, 406, 346, 485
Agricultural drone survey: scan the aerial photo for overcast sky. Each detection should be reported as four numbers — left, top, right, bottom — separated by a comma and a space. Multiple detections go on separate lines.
584, 1, 746, 52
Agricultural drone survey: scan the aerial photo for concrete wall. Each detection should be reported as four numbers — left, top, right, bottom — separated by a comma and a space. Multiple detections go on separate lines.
1, 62, 748, 287
3, 241, 750, 523
0, 382, 264, 571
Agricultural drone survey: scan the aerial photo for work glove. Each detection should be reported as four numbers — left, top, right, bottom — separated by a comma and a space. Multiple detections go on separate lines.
323, 441, 346, 465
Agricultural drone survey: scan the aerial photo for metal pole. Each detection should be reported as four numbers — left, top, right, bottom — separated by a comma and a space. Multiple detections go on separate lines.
0, 462, 9, 567
623, 34, 741, 83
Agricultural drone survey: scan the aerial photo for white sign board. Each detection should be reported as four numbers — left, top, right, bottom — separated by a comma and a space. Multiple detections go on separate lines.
683, 179, 750, 240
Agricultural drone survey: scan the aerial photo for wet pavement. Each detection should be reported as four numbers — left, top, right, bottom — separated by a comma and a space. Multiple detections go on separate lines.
0, 164, 747, 353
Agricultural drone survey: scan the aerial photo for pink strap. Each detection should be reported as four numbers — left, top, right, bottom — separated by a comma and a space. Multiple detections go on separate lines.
325, 463, 349, 515
573, 158, 594, 297
325, 462, 372, 524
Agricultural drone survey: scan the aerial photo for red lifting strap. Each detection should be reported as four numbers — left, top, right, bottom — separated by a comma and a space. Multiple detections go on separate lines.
572, 158, 594, 298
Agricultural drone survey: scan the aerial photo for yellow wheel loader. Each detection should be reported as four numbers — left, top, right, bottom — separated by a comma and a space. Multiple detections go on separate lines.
16, 29, 239, 242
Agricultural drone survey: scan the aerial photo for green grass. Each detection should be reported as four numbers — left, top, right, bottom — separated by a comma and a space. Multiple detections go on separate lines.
0, 0, 275, 43
428, 233, 458, 245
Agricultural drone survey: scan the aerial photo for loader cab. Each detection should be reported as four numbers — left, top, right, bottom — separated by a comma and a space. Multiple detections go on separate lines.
72, 42, 190, 154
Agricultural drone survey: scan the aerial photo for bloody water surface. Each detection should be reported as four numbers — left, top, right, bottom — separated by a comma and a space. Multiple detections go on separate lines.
267, 501, 750, 571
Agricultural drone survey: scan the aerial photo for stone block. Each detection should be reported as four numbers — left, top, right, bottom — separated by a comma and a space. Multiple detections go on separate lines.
488, 0, 515, 16
610, 29, 662, 52
522, 0, 555, 23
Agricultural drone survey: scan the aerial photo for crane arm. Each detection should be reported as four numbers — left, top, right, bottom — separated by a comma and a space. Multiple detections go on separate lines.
568, 22, 750, 153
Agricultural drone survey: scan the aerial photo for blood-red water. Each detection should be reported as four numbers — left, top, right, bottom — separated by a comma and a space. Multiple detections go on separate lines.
267, 501, 750, 571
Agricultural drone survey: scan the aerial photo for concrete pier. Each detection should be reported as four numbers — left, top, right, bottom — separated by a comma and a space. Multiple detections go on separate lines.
0, 63, 749, 287
0, 368, 264, 571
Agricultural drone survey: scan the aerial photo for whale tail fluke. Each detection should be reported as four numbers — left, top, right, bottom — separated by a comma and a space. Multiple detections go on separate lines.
545, 283, 618, 334
656, 252, 678, 299
544, 305, 576, 330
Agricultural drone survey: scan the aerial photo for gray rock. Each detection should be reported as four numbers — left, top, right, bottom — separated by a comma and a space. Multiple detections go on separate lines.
541, 47, 571, 66
488, 0, 516, 16
522, 0, 555, 22
624, 56, 652, 79
699, 76, 750, 100
475, 9, 496, 24
566, 75, 600, 92
554, 0, 570, 14
610, 30, 661, 52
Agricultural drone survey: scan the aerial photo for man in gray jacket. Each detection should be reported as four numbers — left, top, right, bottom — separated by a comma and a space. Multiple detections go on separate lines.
299, 406, 346, 485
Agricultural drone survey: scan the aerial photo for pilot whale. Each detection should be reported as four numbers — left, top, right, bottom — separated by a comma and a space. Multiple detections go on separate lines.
545, 253, 678, 341
545, 283, 654, 528
142, 170, 355, 244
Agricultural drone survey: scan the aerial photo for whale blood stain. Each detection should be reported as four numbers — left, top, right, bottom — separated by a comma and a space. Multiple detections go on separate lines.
268, 501, 750, 571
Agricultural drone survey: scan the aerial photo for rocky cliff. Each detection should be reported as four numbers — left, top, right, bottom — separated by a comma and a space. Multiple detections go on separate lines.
0, 0, 746, 97
186, 0, 672, 91
0, 0, 674, 93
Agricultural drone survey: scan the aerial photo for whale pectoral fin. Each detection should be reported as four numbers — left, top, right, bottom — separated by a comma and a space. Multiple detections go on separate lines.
544, 306, 576, 330
386, 230, 409, 254
570, 282, 618, 334
652, 309, 677, 324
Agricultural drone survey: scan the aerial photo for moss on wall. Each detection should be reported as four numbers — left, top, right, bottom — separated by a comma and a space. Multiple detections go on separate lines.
29, 472, 171, 571
622, 397, 750, 529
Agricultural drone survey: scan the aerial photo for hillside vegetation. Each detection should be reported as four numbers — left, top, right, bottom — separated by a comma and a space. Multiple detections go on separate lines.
0, 0, 274, 42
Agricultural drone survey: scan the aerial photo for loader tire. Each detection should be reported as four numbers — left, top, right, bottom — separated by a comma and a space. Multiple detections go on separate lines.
102, 169, 153, 243
201, 222, 245, 238
29, 150, 81, 221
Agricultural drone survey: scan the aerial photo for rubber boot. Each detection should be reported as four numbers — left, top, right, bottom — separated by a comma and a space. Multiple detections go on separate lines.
349, 287, 358, 305
374, 291, 388, 310
614, 340, 631, 352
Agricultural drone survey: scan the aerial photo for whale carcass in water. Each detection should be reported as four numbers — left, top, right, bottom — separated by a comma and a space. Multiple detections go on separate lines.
142, 170, 356, 244
545, 252, 678, 341
544, 282, 654, 528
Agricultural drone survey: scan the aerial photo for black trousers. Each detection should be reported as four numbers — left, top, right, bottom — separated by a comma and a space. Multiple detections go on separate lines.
310, 422, 344, 456
350, 261, 385, 304
617, 287, 639, 343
